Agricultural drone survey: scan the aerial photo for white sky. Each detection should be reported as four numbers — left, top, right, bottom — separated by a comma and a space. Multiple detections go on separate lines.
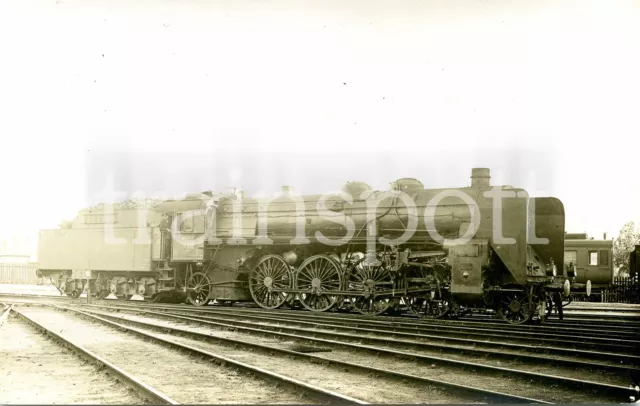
0, 0, 639, 257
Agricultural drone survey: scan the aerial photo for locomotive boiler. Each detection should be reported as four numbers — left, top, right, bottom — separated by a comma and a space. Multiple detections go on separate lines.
169, 168, 570, 324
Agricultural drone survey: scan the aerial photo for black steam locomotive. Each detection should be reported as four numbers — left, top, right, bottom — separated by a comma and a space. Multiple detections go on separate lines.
38, 168, 574, 324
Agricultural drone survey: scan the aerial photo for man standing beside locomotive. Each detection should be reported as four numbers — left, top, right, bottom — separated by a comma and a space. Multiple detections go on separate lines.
553, 292, 564, 320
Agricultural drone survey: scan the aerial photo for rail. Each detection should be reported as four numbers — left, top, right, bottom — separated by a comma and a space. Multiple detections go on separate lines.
51, 305, 368, 404
59, 305, 549, 404
0, 304, 13, 327
10, 306, 179, 405
74, 303, 640, 401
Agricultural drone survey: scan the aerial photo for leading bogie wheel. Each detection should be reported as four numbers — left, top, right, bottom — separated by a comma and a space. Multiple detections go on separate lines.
295, 254, 342, 312
249, 255, 293, 309
187, 272, 213, 306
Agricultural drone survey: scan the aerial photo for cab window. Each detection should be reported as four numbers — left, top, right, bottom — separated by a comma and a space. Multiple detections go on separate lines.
179, 212, 194, 233
588, 251, 598, 266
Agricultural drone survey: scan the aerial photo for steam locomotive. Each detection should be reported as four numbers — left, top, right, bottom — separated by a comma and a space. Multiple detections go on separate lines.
37, 168, 573, 324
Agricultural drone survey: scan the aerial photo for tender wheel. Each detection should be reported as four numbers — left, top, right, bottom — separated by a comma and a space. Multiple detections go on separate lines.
497, 291, 533, 324
347, 260, 393, 315
186, 272, 212, 306
295, 255, 342, 312
249, 255, 292, 309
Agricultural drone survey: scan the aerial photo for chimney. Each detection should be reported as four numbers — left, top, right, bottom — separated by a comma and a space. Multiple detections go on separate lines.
603, 232, 607, 240
471, 168, 491, 187
281, 186, 294, 196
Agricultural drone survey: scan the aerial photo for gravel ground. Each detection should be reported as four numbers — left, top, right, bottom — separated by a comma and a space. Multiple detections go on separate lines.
157, 331, 483, 404
0, 313, 147, 404
14, 306, 312, 405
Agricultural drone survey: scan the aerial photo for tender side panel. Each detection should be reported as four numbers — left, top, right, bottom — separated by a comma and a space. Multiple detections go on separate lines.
38, 229, 152, 272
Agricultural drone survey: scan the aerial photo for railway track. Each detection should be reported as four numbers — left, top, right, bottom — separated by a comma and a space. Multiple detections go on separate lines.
88, 302, 640, 359
66, 301, 639, 403
6, 295, 640, 344
0, 306, 164, 404
3, 295, 640, 403
89, 300, 640, 341
53, 303, 546, 404
3, 303, 365, 405
565, 302, 640, 310
0, 292, 69, 301
2, 291, 639, 325
0, 304, 12, 327
82, 302, 640, 368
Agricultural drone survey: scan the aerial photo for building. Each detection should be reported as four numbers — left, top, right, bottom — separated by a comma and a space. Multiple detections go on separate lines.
0, 254, 31, 264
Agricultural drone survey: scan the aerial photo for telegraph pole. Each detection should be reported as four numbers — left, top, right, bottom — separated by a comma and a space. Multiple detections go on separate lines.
86, 271, 91, 304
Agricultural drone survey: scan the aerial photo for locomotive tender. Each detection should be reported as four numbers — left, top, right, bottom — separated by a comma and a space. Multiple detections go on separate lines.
37, 168, 573, 324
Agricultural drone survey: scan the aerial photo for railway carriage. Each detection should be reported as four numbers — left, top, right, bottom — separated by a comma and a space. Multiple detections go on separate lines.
562, 233, 614, 301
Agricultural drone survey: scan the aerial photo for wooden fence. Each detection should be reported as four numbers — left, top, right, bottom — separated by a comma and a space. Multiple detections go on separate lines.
601, 276, 640, 304
0, 262, 41, 285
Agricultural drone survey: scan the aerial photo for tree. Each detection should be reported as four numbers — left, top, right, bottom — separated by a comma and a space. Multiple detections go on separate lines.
612, 221, 640, 277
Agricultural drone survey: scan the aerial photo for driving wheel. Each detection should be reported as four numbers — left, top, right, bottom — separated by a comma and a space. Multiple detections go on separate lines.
295, 255, 342, 312
249, 255, 292, 309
